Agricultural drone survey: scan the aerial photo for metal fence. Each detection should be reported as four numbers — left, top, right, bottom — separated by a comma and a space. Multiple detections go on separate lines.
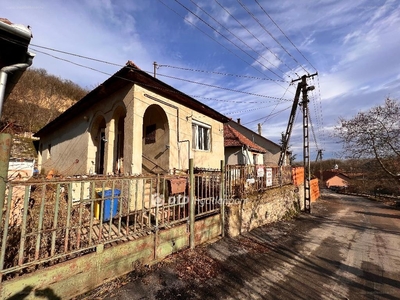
0, 164, 293, 281
0, 171, 222, 281
194, 168, 222, 218
224, 165, 292, 199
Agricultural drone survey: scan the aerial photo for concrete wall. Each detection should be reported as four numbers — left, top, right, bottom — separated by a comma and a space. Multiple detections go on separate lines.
225, 147, 264, 165
225, 184, 304, 237
1, 215, 222, 300
38, 85, 131, 175
131, 85, 225, 173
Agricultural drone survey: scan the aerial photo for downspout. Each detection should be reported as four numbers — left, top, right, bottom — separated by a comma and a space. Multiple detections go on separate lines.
0, 60, 34, 220
0, 61, 33, 116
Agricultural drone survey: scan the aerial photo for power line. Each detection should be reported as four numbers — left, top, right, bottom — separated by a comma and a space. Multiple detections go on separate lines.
191, 96, 279, 104
261, 83, 292, 125
223, 103, 291, 116
157, 0, 278, 84
214, 0, 295, 78
31, 47, 291, 116
173, 0, 286, 81
189, 0, 289, 80
254, 0, 318, 72
158, 64, 288, 82
308, 111, 320, 151
237, 0, 309, 74
3, 34, 291, 85
156, 72, 292, 101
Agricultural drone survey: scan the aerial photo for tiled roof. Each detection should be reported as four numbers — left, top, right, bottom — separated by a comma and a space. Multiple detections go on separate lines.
35, 61, 230, 136
314, 170, 350, 181
224, 124, 266, 153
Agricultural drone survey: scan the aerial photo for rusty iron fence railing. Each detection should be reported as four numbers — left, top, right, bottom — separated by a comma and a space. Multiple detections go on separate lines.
224, 165, 292, 199
194, 168, 222, 219
0, 163, 293, 281
1, 172, 222, 281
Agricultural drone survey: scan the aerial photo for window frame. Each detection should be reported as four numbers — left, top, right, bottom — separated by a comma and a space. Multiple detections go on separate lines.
192, 120, 211, 151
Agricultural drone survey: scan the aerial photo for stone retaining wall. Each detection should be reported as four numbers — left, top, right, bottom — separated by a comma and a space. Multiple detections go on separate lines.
225, 184, 304, 237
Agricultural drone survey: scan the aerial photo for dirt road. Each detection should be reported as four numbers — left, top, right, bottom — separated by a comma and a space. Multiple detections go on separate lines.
89, 191, 400, 299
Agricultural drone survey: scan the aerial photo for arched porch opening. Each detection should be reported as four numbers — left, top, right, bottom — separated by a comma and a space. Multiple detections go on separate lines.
142, 104, 169, 174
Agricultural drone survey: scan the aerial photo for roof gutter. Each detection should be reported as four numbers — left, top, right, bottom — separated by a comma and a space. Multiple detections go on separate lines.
0, 56, 34, 116
0, 19, 34, 117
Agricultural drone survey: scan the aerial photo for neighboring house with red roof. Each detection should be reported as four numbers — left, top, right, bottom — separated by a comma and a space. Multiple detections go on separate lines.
224, 124, 267, 165
34, 61, 229, 176
227, 120, 288, 166
314, 170, 349, 189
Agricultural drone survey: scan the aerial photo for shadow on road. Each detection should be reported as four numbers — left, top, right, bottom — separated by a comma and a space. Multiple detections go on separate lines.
354, 211, 400, 219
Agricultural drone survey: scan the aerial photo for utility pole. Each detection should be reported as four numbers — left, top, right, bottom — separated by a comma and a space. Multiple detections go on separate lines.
153, 61, 158, 78
291, 73, 317, 213
315, 149, 323, 189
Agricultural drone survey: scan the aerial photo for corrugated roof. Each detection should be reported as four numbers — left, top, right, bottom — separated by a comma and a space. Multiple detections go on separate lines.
35, 61, 230, 137
224, 124, 267, 153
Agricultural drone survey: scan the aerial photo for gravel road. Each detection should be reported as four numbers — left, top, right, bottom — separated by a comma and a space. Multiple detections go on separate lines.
82, 190, 400, 300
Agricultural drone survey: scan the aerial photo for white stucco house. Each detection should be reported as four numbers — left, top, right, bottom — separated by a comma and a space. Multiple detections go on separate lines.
224, 124, 266, 165
227, 120, 288, 166
34, 61, 229, 176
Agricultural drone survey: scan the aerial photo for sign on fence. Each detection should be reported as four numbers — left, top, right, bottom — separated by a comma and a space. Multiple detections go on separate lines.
266, 168, 272, 186
257, 166, 264, 178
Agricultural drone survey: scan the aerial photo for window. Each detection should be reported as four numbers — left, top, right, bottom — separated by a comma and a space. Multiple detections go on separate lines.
192, 121, 211, 151
145, 124, 156, 144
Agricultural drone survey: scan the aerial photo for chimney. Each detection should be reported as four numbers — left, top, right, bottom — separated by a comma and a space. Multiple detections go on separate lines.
237, 118, 241, 124
258, 123, 262, 135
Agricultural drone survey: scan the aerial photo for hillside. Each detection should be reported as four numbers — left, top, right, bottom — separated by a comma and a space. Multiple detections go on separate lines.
1, 68, 88, 133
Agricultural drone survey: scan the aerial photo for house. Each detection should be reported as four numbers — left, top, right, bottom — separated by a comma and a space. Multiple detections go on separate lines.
224, 124, 266, 165
315, 170, 349, 189
227, 119, 288, 166
34, 61, 230, 176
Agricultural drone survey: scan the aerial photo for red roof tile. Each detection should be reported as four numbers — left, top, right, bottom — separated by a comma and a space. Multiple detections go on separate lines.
224, 124, 266, 153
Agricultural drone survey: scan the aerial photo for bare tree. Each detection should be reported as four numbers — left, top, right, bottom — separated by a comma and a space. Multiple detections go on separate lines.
335, 98, 400, 182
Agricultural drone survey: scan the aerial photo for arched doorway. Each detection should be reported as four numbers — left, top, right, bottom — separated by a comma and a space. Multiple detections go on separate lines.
113, 106, 126, 175
90, 116, 106, 175
142, 104, 169, 174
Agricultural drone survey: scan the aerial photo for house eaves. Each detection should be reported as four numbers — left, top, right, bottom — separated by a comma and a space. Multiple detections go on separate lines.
224, 124, 267, 153
227, 120, 281, 150
35, 61, 230, 137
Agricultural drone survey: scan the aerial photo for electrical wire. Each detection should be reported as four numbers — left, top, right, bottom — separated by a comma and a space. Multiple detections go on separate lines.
157, 0, 277, 83
214, 0, 295, 77
31, 47, 289, 105
173, 0, 285, 81
156, 72, 292, 102
191, 96, 279, 104
261, 83, 292, 125
189, 0, 289, 79
158, 64, 288, 82
238, 0, 309, 74
223, 104, 291, 116
254, 0, 318, 72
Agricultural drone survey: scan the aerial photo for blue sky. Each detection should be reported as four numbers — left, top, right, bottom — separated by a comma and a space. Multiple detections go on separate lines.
3, 0, 400, 161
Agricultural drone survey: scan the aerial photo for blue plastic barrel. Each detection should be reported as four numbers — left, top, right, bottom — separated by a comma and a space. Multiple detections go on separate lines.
97, 189, 120, 221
